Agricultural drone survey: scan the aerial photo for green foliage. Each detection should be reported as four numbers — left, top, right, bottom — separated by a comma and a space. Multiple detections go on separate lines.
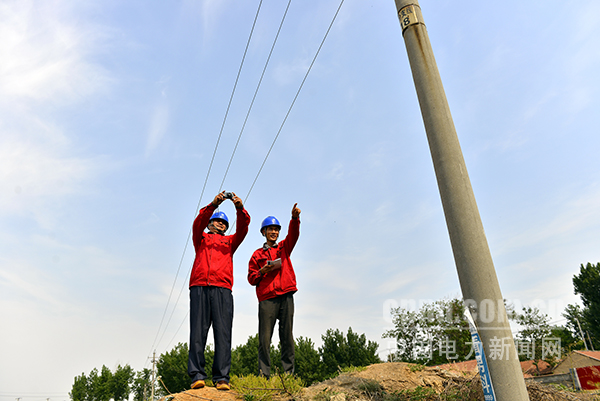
71, 365, 134, 401
573, 262, 600, 308
230, 373, 303, 401
230, 334, 281, 377
352, 379, 439, 401
384, 387, 437, 401
71, 327, 382, 399
231, 334, 322, 385
157, 342, 189, 394
408, 364, 425, 372
232, 335, 260, 377
340, 365, 367, 373
571, 262, 600, 349
562, 304, 589, 350
111, 365, 134, 401
69, 373, 89, 401
131, 368, 152, 401
511, 306, 553, 362
232, 328, 380, 384
88, 366, 112, 401
355, 378, 384, 397
549, 325, 577, 354
383, 298, 472, 365
313, 389, 339, 401
294, 336, 322, 385
319, 327, 381, 378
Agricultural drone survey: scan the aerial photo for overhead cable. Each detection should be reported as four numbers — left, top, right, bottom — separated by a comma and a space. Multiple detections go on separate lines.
157, 0, 296, 353
245, 0, 346, 202
218, 0, 293, 193
145, 0, 265, 365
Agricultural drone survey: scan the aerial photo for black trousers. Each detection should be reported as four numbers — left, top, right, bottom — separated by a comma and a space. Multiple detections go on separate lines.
258, 292, 295, 378
188, 286, 233, 384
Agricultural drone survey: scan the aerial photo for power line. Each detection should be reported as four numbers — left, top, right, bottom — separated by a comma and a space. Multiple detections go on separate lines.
0, 394, 68, 397
218, 0, 293, 193
150, 0, 346, 360
155, 0, 295, 352
245, 0, 346, 201
152, 0, 296, 356
145, 0, 265, 365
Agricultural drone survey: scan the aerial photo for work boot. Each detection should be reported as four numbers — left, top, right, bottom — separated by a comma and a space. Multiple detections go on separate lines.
216, 381, 230, 391
191, 380, 205, 389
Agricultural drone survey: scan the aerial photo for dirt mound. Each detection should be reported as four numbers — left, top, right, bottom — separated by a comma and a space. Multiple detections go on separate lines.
163, 386, 239, 401
161, 362, 599, 401
300, 363, 472, 396
300, 363, 599, 401
299, 363, 477, 400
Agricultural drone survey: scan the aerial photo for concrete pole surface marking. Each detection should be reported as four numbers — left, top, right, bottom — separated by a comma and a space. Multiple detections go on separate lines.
392, 1, 529, 400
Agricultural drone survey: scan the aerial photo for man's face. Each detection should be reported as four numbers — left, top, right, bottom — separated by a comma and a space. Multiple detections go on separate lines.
209, 219, 227, 233
264, 226, 280, 243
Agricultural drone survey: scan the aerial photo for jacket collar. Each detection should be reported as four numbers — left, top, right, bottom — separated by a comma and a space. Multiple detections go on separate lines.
262, 242, 278, 251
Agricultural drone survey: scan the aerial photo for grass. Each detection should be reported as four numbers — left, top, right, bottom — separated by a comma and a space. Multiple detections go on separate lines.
408, 364, 426, 373
231, 373, 304, 401
312, 389, 340, 401
355, 378, 384, 397
340, 365, 368, 374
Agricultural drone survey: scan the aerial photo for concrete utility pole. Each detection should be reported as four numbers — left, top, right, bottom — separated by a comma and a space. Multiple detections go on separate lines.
575, 317, 589, 350
150, 350, 157, 401
392, 1, 529, 400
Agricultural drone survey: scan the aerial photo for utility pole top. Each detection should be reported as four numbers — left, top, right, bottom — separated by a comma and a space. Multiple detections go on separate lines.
395, 0, 420, 10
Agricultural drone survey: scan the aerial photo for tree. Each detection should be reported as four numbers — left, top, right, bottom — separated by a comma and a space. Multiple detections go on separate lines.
230, 333, 283, 377
511, 306, 554, 363
571, 262, 600, 349
70, 373, 89, 401
231, 334, 259, 376
563, 303, 592, 350
111, 364, 134, 401
319, 327, 380, 378
294, 336, 322, 385
86, 366, 112, 401
549, 325, 578, 357
70, 364, 134, 401
383, 298, 471, 365
131, 368, 152, 401
157, 342, 189, 394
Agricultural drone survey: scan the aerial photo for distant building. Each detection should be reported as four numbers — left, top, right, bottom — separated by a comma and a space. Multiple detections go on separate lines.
553, 351, 600, 375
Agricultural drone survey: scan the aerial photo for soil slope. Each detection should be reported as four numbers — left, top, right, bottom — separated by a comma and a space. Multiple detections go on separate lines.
161, 362, 599, 401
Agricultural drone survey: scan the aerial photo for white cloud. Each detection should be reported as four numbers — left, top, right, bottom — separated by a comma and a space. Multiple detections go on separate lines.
0, 0, 110, 104
146, 97, 170, 157
0, 120, 99, 229
274, 57, 311, 86
0, 0, 112, 225
497, 184, 600, 256
325, 162, 344, 180
194, 0, 229, 47
0, 261, 65, 309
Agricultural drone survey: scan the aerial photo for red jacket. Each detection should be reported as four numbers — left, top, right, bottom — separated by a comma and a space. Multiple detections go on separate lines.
248, 217, 300, 302
189, 203, 250, 290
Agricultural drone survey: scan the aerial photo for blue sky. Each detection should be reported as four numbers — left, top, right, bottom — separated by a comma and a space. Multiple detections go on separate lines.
2, 0, 600, 399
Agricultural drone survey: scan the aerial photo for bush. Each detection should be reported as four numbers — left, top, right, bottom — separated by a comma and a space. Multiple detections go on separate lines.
230, 373, 303, 401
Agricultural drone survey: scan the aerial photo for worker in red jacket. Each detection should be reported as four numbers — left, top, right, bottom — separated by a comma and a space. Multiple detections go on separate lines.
188, 191, 250, 391
247, 203, 300, 378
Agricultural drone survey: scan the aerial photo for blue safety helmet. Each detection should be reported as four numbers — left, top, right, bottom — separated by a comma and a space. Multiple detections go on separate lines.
260, 216, 281, 234
210, 211, 229, 229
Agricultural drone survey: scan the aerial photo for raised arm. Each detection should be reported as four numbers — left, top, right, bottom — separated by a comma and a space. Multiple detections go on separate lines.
230, 192, 250, 253
283, 203, 300, 255
192, 192, 226, 244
